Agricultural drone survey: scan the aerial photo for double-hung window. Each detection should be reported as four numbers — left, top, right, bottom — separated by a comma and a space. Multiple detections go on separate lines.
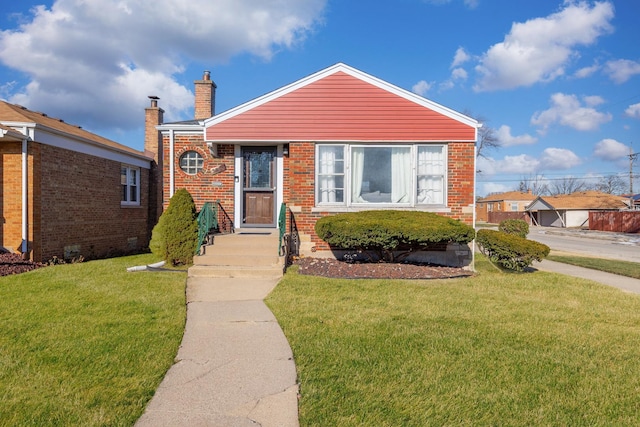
121, 165, 140, 206
316, 144, 447, 207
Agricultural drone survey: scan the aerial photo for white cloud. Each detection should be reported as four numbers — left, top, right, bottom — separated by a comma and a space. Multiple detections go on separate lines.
0, 0, 326, 131
496, 125, 537, 146
451, 47, 470, 68
478, 147, 580, 177
451, 67, 468, 80
531, 93, 612, 133
474, 1, 614, 91
604, 59, 640, 84
574, 63, 600, 78
583, 95, 605, 107
477, 154, 540, 175
412, 80, 434, 96
625, 103, 640, 119
593, 138, 629, 161
423, 0, 479, 9
540, 147, 581, 169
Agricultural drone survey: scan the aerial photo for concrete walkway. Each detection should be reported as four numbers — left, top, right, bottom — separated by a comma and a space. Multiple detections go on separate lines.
535, 259, 640, 295
136, 230, 298, 426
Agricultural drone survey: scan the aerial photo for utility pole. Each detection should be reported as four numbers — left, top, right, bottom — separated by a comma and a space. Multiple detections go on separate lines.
630, 144, 638, 195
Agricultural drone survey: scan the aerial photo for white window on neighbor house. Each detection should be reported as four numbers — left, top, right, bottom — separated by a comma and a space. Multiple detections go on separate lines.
510, 202, 519, 211
121, 166, 140, 206
316, 144, 447, 207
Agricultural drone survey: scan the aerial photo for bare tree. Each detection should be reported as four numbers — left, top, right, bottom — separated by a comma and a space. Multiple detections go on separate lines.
549, 177, 587, 195
465, 112, 500, 159
517, 174, 549, 196
594, 174, 627, 194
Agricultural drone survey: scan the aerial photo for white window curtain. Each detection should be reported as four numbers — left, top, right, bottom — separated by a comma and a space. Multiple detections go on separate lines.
351, 147, 365, 203
417, 146, 444, 204
319, 147, 336, 203
391, 147, 411, 203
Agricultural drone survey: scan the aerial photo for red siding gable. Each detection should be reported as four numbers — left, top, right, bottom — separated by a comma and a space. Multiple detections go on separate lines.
205, 68, 477, 142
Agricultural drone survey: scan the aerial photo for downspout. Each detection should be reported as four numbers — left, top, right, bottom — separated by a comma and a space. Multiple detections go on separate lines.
21, 136, 28, 256
472, 144, 477, 271
169, 129, 175, 198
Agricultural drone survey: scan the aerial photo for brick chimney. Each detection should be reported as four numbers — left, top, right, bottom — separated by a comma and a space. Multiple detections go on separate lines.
144, 96, 165, 227
144, 96, 164, 161
194, 70, 216, 120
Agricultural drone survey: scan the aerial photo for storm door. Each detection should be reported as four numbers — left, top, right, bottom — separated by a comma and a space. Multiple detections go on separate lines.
242, 147, 276, 226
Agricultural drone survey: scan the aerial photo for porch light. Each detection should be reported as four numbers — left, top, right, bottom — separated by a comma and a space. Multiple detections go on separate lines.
283, 143, 289, 156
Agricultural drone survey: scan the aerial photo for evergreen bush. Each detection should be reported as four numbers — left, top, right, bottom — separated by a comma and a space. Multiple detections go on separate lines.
149, 212, 167, 260
476, 229, 549, 272
315, 210, 475, 262
499, 219, 530, 238
150, 189, 198, 266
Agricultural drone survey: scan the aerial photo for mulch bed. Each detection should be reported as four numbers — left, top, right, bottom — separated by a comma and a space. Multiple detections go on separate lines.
0, 253, 46, 277
295, 257, 473, 280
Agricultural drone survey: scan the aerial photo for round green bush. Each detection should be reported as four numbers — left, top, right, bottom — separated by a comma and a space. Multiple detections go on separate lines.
315, 210, 475, 262
499, 219, 529, 238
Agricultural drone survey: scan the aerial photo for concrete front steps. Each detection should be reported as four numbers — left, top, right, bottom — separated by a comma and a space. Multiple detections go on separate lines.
189, 228, 284, 279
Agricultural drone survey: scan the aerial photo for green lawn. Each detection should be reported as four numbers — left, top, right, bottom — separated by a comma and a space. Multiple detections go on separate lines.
0, 254, 186, 426
547, 254, 640, 279
266, 255, 640, 426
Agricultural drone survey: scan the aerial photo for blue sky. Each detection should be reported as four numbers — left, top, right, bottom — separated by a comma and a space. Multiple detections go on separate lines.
1, 0, 639, 196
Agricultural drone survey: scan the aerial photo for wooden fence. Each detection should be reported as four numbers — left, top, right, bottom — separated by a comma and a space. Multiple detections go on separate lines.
487, 211, 532, 225
589, 211, 640, 233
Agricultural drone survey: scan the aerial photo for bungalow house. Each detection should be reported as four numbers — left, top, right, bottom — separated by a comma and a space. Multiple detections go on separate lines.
526, 190, 629, 228
0, 101, 154, 262
476, 190, 535, 223
152, 63, 480, 266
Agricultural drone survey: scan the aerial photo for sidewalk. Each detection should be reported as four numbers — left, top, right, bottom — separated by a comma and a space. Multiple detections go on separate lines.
135, 274, 299, 426
535, 259, 640, 295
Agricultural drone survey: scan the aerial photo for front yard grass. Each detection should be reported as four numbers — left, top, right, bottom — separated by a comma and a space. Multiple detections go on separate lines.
266, 255, 640, 426
0, 253, 186, 426
547, 253, 640, 279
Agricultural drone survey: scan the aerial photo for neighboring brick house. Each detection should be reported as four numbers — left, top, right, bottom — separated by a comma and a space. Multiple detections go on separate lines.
526, 191, 629, 228
153, 63, 480, 266
0, 101, 153, 262
476, 190, 536, 223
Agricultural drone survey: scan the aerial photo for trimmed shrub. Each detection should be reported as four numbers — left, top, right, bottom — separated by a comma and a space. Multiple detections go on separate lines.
149, 212, 167, 261
499, 219, 529, 238
476, 229, 549, 272
315, 210, 476, 262
151, 189, 198, 266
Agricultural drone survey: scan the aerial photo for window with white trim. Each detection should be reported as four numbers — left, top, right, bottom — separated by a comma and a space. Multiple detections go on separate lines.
179, 150, 204, 175
316, 144, 447, 207
121, 166, 140, 206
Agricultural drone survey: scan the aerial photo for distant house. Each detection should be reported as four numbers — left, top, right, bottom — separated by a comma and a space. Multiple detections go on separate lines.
0, 101, 154, 262
526, 191, 629, 228
476, 190, 536, 223
624, 194, 640, 210
152, 63, 481, 267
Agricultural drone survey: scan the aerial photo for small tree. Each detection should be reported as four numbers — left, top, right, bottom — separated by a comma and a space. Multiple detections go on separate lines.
150, 189, 198, 266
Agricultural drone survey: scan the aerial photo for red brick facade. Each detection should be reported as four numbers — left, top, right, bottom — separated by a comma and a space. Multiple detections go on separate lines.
1, 101, 153, 262
159, 64, 478, 266
0, 140, 151, 262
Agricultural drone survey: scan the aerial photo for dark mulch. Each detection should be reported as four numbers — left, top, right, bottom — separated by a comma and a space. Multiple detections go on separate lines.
0, 253, 46, 277
295, 257, 473, 280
